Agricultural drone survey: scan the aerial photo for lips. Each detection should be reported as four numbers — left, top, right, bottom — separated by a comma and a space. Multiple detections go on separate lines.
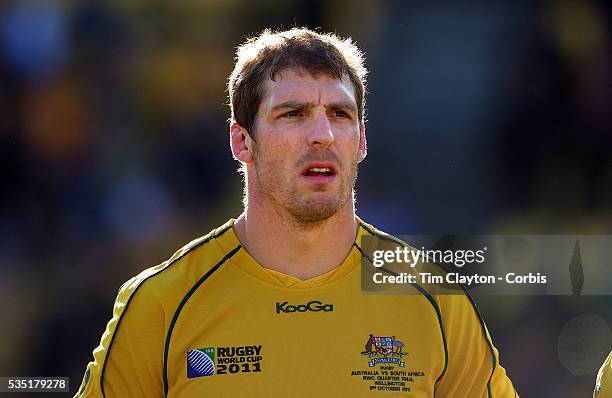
300, 162, 338, 185
301, 162, 337, 177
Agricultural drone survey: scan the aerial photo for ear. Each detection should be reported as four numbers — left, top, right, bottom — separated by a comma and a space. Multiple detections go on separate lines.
230, 122, 253, 163
357, 123, 367, 163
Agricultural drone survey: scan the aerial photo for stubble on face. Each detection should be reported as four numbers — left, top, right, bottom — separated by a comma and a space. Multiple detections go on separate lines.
252, 141, 359, 225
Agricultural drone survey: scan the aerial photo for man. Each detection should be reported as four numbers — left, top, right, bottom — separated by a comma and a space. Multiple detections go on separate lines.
75, 28, 518, 397
595, 351, 612, 397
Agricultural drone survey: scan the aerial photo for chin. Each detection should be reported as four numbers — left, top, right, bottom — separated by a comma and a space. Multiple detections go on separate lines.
286, 196, 347, 223
289, 208, 337, 223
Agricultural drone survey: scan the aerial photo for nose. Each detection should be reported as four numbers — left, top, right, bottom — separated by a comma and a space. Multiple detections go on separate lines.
307, 110, 334, 149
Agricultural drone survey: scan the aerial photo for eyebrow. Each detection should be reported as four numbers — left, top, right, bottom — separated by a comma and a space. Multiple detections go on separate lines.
271, 101, 311, 112
271, 100, 358, 114
327, 101, 358, 114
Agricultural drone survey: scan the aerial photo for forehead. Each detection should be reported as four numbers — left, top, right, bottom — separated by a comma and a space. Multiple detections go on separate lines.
259, 68, 357, 110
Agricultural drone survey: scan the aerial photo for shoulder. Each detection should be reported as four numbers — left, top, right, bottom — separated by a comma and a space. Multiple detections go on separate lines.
596, 351, 612, 397
357, 217, 448, 277
356, 218, 511, 392
356, 216, 482, 325
356, 217, 417, 258
357, 217, 401, 242
116, 220, 237, 307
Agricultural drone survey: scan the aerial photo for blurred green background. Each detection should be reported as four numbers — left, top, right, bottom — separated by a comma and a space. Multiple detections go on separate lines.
1, 0, 611, 396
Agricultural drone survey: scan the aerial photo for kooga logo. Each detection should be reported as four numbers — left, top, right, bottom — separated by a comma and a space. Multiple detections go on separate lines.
276, 300, 334, 314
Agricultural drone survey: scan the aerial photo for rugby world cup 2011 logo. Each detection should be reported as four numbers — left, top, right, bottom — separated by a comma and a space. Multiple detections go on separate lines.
187, 348, 215, 378
361, 334, 408, 367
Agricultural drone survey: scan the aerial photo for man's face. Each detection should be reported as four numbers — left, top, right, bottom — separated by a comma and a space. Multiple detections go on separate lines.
249, 68, 365, 223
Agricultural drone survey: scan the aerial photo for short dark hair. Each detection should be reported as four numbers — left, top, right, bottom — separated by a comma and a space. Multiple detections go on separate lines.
228, 28, 368, 134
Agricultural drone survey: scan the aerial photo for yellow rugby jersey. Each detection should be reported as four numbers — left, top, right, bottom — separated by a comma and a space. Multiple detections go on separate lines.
595, 351, 612, 398
75, 218, 518, 397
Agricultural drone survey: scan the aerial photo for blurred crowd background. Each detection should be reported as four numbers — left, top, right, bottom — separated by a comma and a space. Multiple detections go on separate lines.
1, 0, 611, 397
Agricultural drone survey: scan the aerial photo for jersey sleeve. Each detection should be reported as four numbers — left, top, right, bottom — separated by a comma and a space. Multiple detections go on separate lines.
595, 351, 612, 398
74, 276, 165, 398
434, 293, 519, 398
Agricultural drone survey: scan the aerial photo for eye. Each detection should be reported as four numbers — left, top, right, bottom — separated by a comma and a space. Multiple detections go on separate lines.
334, 110, 350, 118
284, 110, 301, 117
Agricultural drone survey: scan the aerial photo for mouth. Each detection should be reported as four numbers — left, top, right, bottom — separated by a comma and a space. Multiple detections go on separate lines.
301, 163, 337, 184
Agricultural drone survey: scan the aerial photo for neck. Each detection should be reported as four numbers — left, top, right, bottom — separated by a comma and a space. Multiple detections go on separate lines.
233, 194, 358, 280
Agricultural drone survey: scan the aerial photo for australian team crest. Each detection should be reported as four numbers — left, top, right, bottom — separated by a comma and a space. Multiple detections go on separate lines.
361, 334, 408, 367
